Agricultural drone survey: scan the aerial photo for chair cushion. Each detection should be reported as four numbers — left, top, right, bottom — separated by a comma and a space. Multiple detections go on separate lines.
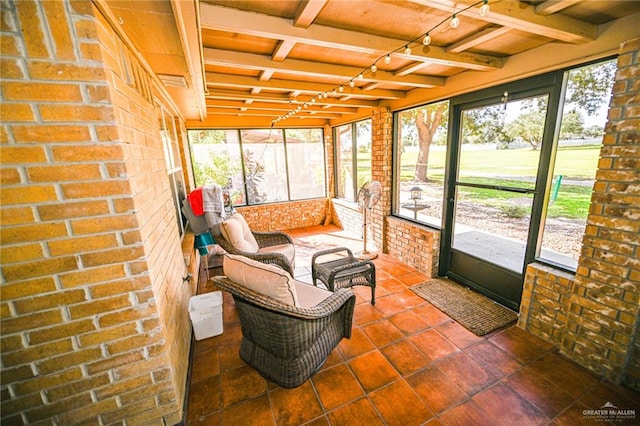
258, 243, 295, 263
220, 213, 260, 253
223, 254, 298, 306
294, 281, 333, 308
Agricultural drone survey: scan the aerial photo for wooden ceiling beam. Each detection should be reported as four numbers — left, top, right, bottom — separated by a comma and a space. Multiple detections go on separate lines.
206, 99, 358, 114
535, 0, 584, 16
205, 108, 344, 119
406, 0, 596, 43
200, 3, 502, 71
272, 39, 296, 62
293, 0, 328, 28
203, 48, 445, 89
206, 89, 379, 109
205, 72, 406, 100
446, 26, 512, 53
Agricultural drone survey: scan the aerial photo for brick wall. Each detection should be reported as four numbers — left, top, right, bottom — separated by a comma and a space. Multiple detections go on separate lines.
1, 1, 190, 423
237, 199, 328, 231
519, 263, 575, 344
519, 38, 640, 391
385, 217, 440, 277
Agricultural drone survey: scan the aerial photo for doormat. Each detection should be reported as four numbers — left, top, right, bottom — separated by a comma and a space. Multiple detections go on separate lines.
410, 278, 518, 336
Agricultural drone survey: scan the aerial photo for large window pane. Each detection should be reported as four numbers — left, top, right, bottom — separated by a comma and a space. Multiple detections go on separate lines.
394, 100, 448, 227
285, 129, 326, 200
356, 120, 372, 189
539, 59, 616, 269
189, 129, 246, 206
241, 129, 288, 204
336, 124, 354, 201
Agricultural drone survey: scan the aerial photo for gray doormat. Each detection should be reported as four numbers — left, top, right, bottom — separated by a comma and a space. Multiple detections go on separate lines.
410, 278, 518, 336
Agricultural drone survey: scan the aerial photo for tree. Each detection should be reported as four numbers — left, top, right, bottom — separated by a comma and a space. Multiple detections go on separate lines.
505, 110, 546, 150
566, 60, 616, 116
559, 109, 585, 140
413, 101, 448, 181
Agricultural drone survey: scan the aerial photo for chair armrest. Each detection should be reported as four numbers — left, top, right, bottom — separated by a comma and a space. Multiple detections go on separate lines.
311, 247, 354, 266
253, 231, 293, 248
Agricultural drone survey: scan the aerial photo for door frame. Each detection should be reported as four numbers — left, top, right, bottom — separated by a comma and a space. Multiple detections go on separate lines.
439, 73, 565, 310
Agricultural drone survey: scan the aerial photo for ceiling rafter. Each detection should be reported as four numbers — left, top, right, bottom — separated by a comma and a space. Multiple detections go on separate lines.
206, 89, 379, 109
205, 99, 358, 114
446, 26, 512, 53
535, 0, 584, 16
203, 48, 446, 89
205, 72, 406, 100
200, 3, 502, 72
294, 0, 328, 28
406, 0, 596, 43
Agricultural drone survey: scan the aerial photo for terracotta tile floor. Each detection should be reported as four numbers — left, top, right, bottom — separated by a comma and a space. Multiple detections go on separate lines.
186, 226, 639, 425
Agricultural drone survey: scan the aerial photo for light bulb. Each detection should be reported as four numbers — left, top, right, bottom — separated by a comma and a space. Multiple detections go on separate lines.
384, 55, 391, 64
371, 64, 377, 73
450, 14, 460, 28
358, 73, 364, 80
349, 80, 355, 88
480, 0, 489, 16
423, 33, 431, 46
404, 45, 412, 55
339, 85, 344, 92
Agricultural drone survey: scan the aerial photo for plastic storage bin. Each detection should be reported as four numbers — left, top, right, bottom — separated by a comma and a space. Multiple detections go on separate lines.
189, 291, 223, 340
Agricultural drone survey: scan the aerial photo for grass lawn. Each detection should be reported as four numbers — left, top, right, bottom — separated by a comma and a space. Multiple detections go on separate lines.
394, 144, 599, 220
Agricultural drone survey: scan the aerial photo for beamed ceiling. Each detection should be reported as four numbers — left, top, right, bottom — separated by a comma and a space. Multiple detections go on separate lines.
105, 0, 640, 127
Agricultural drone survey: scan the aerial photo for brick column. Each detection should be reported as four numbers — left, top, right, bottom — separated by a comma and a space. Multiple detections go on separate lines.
561, 38, 640, 389
370, 107, 393, 252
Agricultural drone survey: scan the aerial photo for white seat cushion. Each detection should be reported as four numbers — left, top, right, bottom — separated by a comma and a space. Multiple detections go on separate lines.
294, 281, 333, 308
223, 254, 298, 306
220, 213, 260, 253
258, 243, 295, 263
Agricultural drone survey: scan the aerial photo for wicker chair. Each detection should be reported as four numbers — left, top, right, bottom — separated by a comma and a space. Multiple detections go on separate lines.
211, 223, 295, 276
211, 275, 356, 388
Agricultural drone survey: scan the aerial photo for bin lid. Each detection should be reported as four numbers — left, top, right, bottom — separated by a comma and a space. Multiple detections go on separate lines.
189, 291, 222, 312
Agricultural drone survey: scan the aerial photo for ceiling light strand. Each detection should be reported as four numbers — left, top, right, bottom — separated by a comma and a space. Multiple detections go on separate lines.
271, 0, 489, 126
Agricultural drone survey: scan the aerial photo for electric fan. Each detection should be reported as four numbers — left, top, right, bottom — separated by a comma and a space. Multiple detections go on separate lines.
356, 180, 382, 260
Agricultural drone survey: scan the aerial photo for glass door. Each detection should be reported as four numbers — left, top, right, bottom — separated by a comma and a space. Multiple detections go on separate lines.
442, 83, 559, 310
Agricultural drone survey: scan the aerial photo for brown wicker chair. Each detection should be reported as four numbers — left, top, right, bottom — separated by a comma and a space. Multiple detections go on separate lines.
211, 223, 295, 276
211, 275, 356, 388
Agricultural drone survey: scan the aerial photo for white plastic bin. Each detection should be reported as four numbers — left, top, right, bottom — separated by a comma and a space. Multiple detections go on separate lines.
189, 291, 223, 340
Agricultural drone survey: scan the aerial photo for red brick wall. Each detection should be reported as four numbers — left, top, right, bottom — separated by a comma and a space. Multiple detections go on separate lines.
1, 1, 189, 423
237, 199, 329, 231
520, 38, 640, 391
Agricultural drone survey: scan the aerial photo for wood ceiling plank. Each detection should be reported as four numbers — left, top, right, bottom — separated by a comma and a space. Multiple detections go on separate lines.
293, 0, 328, 28
203, 48, 445, 89
205, 72, 406, 100
200, 2, 502, 71
407, 0, 596, 43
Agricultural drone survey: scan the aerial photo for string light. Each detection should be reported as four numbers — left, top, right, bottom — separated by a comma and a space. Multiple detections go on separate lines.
271, 0, 489, 125
480, 0, 490, 16
450, 14, 460, 28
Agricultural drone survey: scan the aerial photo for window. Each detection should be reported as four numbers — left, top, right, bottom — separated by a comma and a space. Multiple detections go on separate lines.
538, 59, 616, 269
393, 100, 449, 227
285, 129, 326, 200
158, 104, 187, 235
335, 119, 371, 202
187, 128, 326, 206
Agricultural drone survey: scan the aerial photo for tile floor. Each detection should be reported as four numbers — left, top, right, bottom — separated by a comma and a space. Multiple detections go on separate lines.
186, 226, 639, 425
